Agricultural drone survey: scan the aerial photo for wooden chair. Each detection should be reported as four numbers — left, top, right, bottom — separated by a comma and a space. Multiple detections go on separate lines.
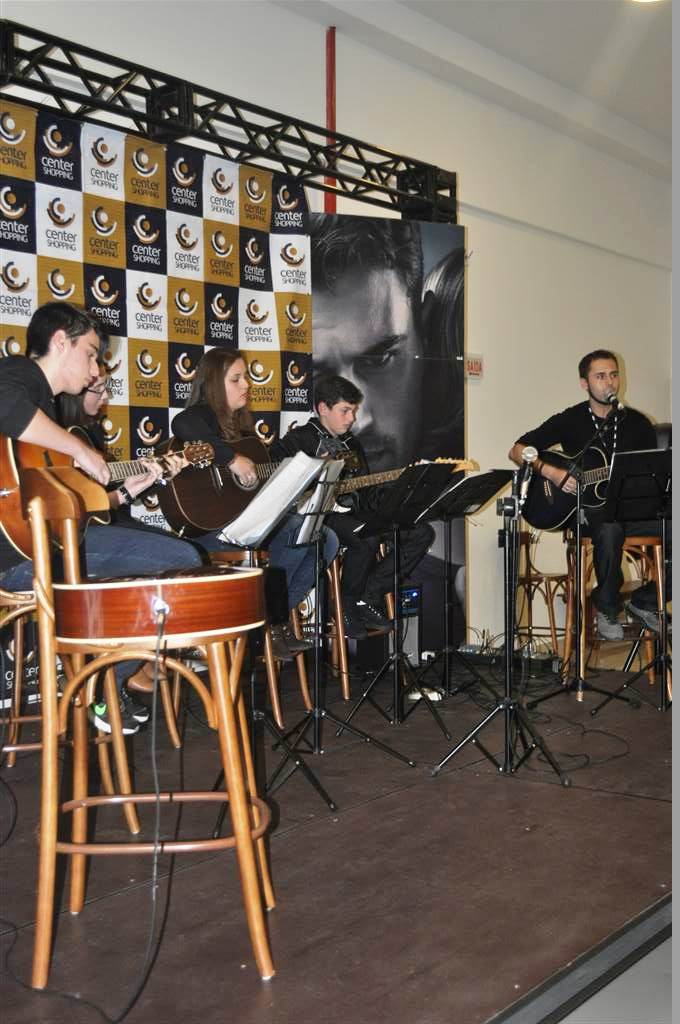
516, 530, 568, 657
21, 466, 275, 988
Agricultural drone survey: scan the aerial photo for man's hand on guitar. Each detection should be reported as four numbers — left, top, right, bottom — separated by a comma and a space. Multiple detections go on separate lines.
73, 444, 110, 486
229, 453, 258, 487
543, 462, 577, 494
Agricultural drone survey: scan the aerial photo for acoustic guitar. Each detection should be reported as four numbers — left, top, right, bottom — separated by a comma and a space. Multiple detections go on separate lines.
0, 435, 214, 559
521, 446, 610, 530
158, 435, 473, 536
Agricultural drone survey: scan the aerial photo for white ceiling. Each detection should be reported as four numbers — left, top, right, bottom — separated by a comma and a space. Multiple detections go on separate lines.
279, 0, 671, 179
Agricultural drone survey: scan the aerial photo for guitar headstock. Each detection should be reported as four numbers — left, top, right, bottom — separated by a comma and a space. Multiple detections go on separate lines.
414, 458, 478, 471
182, 441, 215, 468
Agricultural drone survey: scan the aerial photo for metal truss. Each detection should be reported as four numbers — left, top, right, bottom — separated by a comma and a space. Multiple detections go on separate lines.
0, 19, 456, 222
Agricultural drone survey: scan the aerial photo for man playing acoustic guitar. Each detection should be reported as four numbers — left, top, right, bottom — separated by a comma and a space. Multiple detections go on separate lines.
271, 374, 435, 641
509, 350, 661, 641
0, 302, 204, 733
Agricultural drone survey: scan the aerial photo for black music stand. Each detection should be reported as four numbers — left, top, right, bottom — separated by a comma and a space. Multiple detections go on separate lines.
412, 470, 513, 696
212, 454, 336, 831
338, 462, 458, 739
266, 464, 416, 811
432, 473, 570, 784
589, 448, 672, 716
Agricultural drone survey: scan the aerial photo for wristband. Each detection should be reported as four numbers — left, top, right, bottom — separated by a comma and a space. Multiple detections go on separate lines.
118, 485, 133, 505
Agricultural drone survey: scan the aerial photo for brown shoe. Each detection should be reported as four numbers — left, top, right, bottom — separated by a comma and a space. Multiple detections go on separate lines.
127, 662, 165, 693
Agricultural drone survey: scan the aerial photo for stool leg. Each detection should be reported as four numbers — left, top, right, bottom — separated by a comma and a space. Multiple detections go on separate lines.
159, 672, 182, 748
69, 696, 89, 913
32, 623, 60, 989
6, 613, 26, 768
101, 669, 141, 837
290, 608, 312, 711
207, 638, 275, 980
232, 645, 275, 911
262, 628, 284, 729
562, 566, 574, 680
329, 562, 350, 700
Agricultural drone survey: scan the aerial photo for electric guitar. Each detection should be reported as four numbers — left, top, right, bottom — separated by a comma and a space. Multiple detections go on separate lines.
157, 436, 473, 536
521, 446, 610, 530
0, 435, 214, 559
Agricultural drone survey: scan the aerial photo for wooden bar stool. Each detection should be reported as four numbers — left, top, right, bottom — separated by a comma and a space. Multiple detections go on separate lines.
562, 532, 668, 696
21, 467, 275, 989
516, 531, 568, 656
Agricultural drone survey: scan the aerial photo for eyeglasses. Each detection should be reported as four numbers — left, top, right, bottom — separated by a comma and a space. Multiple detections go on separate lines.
86, 385, 107, 396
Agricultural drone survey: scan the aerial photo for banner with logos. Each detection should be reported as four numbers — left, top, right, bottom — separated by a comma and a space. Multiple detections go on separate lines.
0, 100, 312, 528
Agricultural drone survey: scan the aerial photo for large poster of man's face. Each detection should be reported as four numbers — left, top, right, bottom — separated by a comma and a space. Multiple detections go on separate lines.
310, 214, 466, 648
310, 215, 465, 472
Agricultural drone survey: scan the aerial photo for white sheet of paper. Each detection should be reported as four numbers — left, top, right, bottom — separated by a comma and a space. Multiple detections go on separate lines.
218, 451, 324, 547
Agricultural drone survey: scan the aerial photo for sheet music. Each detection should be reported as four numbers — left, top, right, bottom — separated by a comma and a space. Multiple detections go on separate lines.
295, 459, 345, 545
219, 451, 325, 547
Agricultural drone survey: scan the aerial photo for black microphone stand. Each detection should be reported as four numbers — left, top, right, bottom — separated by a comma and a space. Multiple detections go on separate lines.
432, 474, 570, 784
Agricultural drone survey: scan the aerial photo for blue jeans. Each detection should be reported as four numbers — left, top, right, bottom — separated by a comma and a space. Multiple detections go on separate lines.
198, 513, 339, 622
1, 524, 203, 691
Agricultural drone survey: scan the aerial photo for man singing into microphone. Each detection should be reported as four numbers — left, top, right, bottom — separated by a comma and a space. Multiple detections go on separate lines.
509, 350, 659, 641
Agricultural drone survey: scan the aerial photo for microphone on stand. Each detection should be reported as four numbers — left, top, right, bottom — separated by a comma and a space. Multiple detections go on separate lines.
517, 446, 538, 508
605, 392, 624, 411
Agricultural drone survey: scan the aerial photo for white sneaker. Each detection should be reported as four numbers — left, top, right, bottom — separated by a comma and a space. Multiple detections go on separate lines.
406, 686, 443, 702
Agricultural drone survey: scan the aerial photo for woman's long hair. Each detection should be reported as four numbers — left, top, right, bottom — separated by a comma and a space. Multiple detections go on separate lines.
186, 348, 254, 440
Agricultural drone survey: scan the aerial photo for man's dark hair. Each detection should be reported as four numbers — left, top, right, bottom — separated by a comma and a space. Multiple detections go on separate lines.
310, 213, 423, 314
26, 302, 105, 358
578, 349, 618, 380
314, 374, 363, 411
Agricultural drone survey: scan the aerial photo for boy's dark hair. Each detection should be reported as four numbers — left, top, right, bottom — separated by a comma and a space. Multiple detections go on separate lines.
26, 302, 104, 358
578, 349, 618, 380
314, 374, 363, 411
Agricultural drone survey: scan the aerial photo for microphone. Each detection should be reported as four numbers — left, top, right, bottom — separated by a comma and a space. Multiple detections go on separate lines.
605, 392, 624, 411
518, 446, 538, 507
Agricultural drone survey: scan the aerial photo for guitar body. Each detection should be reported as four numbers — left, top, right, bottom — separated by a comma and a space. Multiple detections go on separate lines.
0, 437, 72, 559
522, 446, 610, 530
158, 436, 270, 536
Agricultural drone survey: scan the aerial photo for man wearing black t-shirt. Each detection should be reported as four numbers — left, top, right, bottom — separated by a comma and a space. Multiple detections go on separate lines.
0, 302, 203, 733
509, 350, 660, 641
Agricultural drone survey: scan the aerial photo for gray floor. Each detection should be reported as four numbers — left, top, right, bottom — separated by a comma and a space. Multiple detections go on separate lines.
559, 938, 672, 1024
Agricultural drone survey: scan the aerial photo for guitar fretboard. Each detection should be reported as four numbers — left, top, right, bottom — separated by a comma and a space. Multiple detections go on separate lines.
582, 466, 610, 486
108, 461, 151, 481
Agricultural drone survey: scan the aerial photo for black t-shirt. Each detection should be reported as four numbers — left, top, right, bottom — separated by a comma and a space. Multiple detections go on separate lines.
0, 356, 57, 574
516, 401, 657, 459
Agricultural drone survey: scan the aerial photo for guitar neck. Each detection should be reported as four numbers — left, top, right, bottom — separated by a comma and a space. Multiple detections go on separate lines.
107, 459, 156, 482
582, 466, 610, 486
336, 467, 405, 495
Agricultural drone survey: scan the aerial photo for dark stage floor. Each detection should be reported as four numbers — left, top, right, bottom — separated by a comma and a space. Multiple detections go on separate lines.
0, 657, 672, 1024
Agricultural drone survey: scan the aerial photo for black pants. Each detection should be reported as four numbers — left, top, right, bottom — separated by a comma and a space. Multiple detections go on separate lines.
328, 512, 435, 603
585, 514, 670, 614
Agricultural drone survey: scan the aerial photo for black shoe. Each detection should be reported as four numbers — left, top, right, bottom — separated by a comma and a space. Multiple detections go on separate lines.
120, 686, 150, 723
280, 621, 314, 653
269, 624, 295, 661
89, 696, 140, 735
627, 602, 660, 634
342, 602, 369, 639
358, 600, 391, 633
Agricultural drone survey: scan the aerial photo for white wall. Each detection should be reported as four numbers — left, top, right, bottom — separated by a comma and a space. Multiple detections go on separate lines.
6, 0, 671, 637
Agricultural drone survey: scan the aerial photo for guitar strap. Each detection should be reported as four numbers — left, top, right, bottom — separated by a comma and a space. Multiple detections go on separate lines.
588, 408, 618, 458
